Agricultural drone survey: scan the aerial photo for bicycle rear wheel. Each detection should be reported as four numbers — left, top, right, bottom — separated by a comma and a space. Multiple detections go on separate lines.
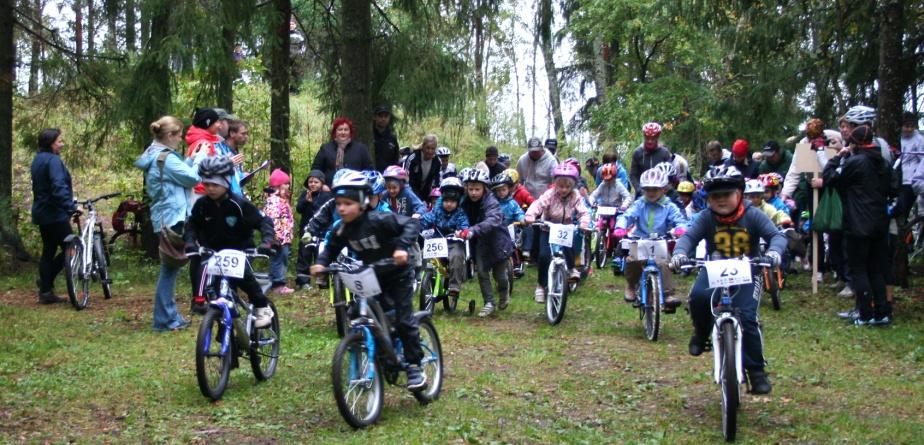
250, 302, 280, 381
332, 331, 383, 429
546, 261, 568, 325
196, 308, 232, 401
413, 319, 443, 404
720, 322, 739, 442
643, 273, 661, 341
769, 268, 781, 311
64, 240, 90, 310
94, 234, 112, 300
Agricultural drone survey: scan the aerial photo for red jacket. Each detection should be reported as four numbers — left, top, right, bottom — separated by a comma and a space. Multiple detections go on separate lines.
184, 127, 220, 194
512, 184, 535, 210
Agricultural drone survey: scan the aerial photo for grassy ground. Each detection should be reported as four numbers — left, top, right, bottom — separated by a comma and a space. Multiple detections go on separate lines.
1, 244, 923, 445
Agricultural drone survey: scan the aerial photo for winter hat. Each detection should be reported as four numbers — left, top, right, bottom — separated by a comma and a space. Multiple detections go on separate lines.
732, 139, 749, 157
849, 125, 875, 148
193, 108, 220, 129
269, 168, 291, 187
545, 138, 558, 151
485, 146, 499, 156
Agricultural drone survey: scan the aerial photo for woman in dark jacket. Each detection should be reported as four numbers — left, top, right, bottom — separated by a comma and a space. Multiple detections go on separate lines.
822, 125, 893, 325
310, 117, 373, 185
30, 129, 78, 304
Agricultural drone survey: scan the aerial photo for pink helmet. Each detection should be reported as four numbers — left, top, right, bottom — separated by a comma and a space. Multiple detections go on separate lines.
552, 163, 579, 181
564, 157, 582, 175
642, 122, 662, 137
383, 165, 409, 183
429, 188, 441, 199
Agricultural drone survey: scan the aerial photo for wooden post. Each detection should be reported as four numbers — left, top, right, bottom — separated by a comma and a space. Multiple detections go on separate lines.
793, 143, 822, 295
812, 173, 819, 295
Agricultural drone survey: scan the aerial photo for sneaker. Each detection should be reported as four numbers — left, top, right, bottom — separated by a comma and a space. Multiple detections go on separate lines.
299, 283, 312, 292
253, 306, 275, 329
38, 291, 64, 305
478, 302, 496, 317
747, 369, 772, 395
273, 286, 295, 295
837, 308, 859, 320
569, 268, 581, 281
827, 279, 845, 290
837, 285, 854, 298
869, 315, 892, 327
688, 333, 708, 356
406, 364, 427, 390
853, 318, 871, 326
624, 285, 637, 303
448, 287, 461, 297
663, 295, 681, 313
534, 286, 546, 303
498, 292, 509, 310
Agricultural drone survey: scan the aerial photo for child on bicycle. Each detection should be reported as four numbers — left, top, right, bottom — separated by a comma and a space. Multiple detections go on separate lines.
491, 172, 526, 226
614, 168, 687, 310
383, 165, 427, 218
506, 168, 535, 211
744, 179, 792, 227
589, 163, 633, 233
309, 170, 427, 390
264, 169, 295, 294
420, 177, 470, 297
295, 170, 332, 290
757, 173, 789, 212
458, 168, 514, 315
523, 163, 591, 304
184, 156, 276, 328
670, 165, 786, 395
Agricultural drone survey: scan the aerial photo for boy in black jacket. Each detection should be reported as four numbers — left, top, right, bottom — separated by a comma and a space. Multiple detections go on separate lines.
184, 156, 276, 328
295, 170, 333, 289
310, 170, 427, 390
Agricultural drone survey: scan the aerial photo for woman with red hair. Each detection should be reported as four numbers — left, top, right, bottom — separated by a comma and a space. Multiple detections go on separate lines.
310, 117, 373, 185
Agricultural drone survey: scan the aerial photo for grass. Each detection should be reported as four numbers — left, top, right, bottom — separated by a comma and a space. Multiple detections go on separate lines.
2, 245, 923, 445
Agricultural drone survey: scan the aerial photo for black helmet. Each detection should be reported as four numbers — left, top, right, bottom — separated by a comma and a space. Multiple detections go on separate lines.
703, 165, 745, 194
198, 155, 235, 178
491, 172, 514, 190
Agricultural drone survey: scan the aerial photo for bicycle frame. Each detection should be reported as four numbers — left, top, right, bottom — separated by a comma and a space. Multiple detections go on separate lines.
639, 258, 665, 309
712, 296, 745, 386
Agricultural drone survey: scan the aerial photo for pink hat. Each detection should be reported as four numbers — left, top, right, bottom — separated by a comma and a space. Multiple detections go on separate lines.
269, 168, 290, 187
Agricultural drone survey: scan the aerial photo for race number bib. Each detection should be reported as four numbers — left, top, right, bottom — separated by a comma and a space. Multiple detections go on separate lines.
636, 240, 669, 262
597, 206, 618, 216
548, 224, 575, 248
339, 268, 382, 298
422, 237, 449, 259
704, 260, 752, 289
206, 249, 246, 279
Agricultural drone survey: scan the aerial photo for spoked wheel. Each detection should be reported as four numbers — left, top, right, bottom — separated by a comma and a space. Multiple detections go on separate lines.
94, 234, 112, 300
64, 240, 90, 310
332, 277, 350, 338
413, 319, 443, 404
196, 307, 233, 401
418, 269, 435, 313
506, 259, 515, 298
250, 302, 280, 381
444, 291, 459, 314
332, 331, 384, 429
546, 262, 568, 325
582, 236, 593, 279
643, 274, 661, 341
720, 322, 739, 442
595, 231, 608, 269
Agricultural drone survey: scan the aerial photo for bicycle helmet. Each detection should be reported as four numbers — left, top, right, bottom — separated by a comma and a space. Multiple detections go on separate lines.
439, 177, 465, 201
653, 161, 677, 179
458, 167, 473, 182
382, 165, 409, 183
436, 146, 451, 157
759, 173, 783, 189
442, 164, 457, 178
332, 169, 371, 205
642, 122, 662, 137
462, 168, 490, 185
552, 162, 579, 182
564, 157, 582, 175
843, 105, 876, 125
491, 172, 514, 190
703, 165, 745, 193
498, 153, 512, 167
744, 179, 765, 195
677, 181, 696, 194
429, 188, 442, 199
639, 168, 668, 189
361, 170, 386, 196
599, 163, 617, 181
198, 155, 235, 178
504, 168, 520, 184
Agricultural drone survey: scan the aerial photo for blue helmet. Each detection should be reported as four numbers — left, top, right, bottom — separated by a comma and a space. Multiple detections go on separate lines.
362, 170, 387, 195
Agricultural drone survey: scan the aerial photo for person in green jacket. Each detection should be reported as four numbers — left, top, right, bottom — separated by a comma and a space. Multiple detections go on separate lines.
757, 140, 792, 177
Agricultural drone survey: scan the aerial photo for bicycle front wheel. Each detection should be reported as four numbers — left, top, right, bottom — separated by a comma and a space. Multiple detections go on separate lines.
595, 231, 608, 269
196, 308, 232, 401
250, 302, 280, 381
332, 331, 384, 429
64, 240, 90, 310
332, 277, 350, 338
413, 318, 443, 404
720, 322, 739, 442
546, 261, 568, 325
769, 269, 781, 311
643, 273, 661, 341
94, 234, 112, 300
419, 269, 435, 313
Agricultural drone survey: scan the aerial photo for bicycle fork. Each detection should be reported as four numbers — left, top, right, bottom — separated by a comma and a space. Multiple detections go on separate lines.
712, 316, 745, 385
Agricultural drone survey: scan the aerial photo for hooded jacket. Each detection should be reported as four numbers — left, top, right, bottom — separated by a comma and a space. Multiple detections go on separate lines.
316, 211, 419, 281
629, 144, 672, 193
184, 127, 224, 196
822, 148, 891, 238
515, 150, 558, 199
134, 142, 201, 232
615, 196, 686, 238
184, 192, 275, 250
590, 179, 632, 208
296, 189, 333, 233
387, 186, 427, 217
461, 192, 513, 266
31, 151, 76, 225
525, 187, 591, 228
497, 196, 526, 226
420, 198, 470, 234
511, 183, 535, 210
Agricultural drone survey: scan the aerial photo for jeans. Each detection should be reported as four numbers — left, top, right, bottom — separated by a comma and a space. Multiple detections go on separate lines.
688, 270, 766, 370
537, 231, 575, 288
270, 244, 290, 287
845, 235, 891, 320
38, 221, 72, 293
153, 261, 188, 331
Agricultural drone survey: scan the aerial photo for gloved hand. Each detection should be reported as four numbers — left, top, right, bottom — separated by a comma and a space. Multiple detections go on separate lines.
258, 243, 276, 256
670, 253, 689, 271
421, 229, 435, 238
457, 229, 471, 240
672, 227, 686, 237
613, 228, 627, 238
767, 251, 782, 268
784, 198, 796, 210
185, 246, 200, 258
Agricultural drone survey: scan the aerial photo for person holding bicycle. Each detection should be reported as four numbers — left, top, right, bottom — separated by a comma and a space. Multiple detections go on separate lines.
420, 177, 470, 298
309, 170, 427, 390
184, 156, 276, 328
670, 165, 786, 394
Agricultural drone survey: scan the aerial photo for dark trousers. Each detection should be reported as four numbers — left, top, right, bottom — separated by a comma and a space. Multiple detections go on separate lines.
688, 270, 766, 370
827, 231, 848, 281
38, 221, 72, 293
189, 255, 202, 299
379, 269, 423, 365
537, 231, 575, 287
295, 240, 315, 286
198, 261, 270, 308
845, 235, 891, 320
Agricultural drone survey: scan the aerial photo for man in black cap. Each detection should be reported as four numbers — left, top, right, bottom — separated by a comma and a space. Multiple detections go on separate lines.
477, 146, 506, 178
373, 105, 400, 172
757, 140, 792, 177
545, 138, 559, 157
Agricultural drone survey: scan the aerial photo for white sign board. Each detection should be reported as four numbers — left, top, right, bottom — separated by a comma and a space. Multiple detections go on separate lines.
422, 238, 449, 259
339, 268, 382, 298
597, 206, 618, 216
635, 240, 670, 262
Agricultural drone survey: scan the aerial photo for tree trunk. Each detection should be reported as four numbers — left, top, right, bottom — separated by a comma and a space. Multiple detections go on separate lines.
0, 0, 31, 260
124, 0, 135, 52
28, 0, 42, 95
876, 0, 904, 148
87, 0, 95, 54
538, 0, 564, 143
269, 0, 291, 173
74, 0, 84, 63
340, 0, 372, 148
105, 0, 119, 52
139, 2, 148, 46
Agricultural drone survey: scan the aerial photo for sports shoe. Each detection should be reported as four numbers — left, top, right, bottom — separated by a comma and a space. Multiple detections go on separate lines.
837, 285, 854, 298
569, 268, 581, 281
837, 308, 859, 320
191, 296, 208, 315
478, 302, 496, 317
406, 364, 427, 390
853, 318, 871, 326
747, 369, 772, 395
827, 279, 845, 290
498, 292, 509, 310
253, 306, 275, 328
869, 315, 892, 327
38, 291, 64, 305
624, 284, 637, 303
273, 286, 295, 295
534, 286, 546, 303
688, 333, 708, 356
299, 283, 312, 292
663, 295, 681, 313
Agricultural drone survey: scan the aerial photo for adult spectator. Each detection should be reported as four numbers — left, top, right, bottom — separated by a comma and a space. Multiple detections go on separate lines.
224, 119, 249, 193
311, 117, 373, 185
725, 139, 758, 179
671, 152, 691, 182
403, 134, 442, 200
757, 140, 792, 177
30, 128, 77, 304
701, 140, 730, 176
475, 146, 506, 178
823, 125, 892, 325
629, 122, 673, 193
585, 157, 600, 186
372, 105, 399, 173
545, 138, 559, 157
186, 108, 221, 197
516, 137, 558, 199
896, 112, 924, 218
135, 116, 202, 331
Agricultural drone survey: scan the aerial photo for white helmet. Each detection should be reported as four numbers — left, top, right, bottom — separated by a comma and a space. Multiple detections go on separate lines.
461, 168, 490, 184
843, 105, 876, 125
653, 161, 677, 179
744, 179, 765, 194
639, 168, 668, 188
436, 146, 451, 157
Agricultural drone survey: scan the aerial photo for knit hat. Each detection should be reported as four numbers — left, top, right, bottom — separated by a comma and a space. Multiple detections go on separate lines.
269, 168, 291, 187
849, 125, 875, 148
732, 139, 749, 157
193, 108, 220, 129
485, 146, 499, 156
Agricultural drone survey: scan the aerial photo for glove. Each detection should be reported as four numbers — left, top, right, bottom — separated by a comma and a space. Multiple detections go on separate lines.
672, 227, 686, 237
613, 228, 627, 238
421, 229, 435, 238
784, 198, 796, 210
258, 243, 276, 256
670, 253, 689, 271
767, 251, 782, 268
458, 229, 471, 240
185, 246, 200, 258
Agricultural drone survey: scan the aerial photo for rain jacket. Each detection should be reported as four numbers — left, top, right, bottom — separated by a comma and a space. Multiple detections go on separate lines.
461, 192, 513, 266
387, 186, 427, 217
497, 196, 525, 226
525, 188, 591, 228
31, 151, 76, 225
615, 196, 686, 238
420, 198, 470, 234
134, 142, 201, 232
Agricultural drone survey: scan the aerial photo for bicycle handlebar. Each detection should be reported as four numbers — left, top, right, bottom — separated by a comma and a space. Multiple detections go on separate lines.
323, 257, 397, 274
199, 247, 274, 260
677, 257, 772, 273
75, 192, 122, 206
529, 221, 593, 233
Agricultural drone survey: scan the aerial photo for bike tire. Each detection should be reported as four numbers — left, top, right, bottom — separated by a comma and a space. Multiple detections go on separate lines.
333, 277, 350, 338
332, 331, 384, 429
419, 269, 435, 313
94, 234, 112, 300
720, 322, 739, 442
644, 274, 661, 342
769, 269, 781, 311
413, 318, 444, 404
595, 231, 608, 269
250, 302, 280, 381
196, 307, 232, 401
64, 240, 89, 310
546, 262, 568, 325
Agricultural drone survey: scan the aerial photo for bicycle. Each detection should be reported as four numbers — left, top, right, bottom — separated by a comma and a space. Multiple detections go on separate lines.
593, 206, 622, 269
315, 237, 355, 338
622, 235, 672, 341
759, 239, 784, 311
418, 231, 468, 314
108, 196, 147, 248
195, 248, 280, 401
63, 192, 121, 310
324, 258, 443, 428
509, 223, 527, 278
679, 256, 771, 442
532, 222, 585, 325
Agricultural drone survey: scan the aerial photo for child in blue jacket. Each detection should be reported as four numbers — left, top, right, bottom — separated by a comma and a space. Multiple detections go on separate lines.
490, 172, 526, 227
420, 177, 470, 296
